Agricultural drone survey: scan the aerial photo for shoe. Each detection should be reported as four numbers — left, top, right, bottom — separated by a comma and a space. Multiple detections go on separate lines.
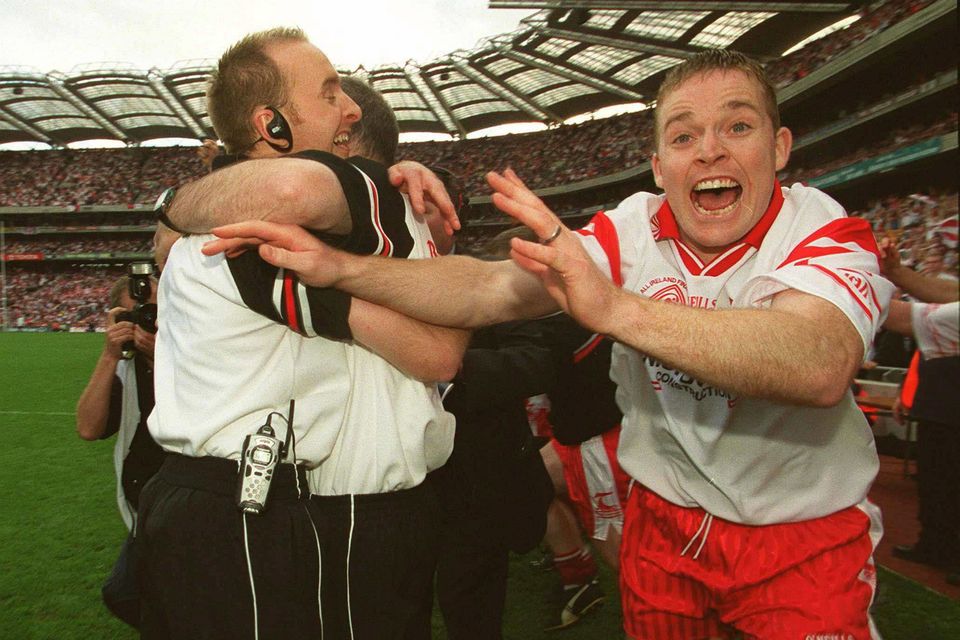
530, 550, 554, 572
544, 579, 605, 631
892, 543, 947, 568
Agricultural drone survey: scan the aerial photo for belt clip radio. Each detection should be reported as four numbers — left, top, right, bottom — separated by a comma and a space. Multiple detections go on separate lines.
236, 401, 295, 515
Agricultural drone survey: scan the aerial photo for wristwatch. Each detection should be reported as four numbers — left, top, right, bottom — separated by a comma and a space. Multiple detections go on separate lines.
154, 186, 183, 234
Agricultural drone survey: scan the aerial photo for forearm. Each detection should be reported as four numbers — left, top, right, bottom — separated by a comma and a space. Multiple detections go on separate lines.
336, 254, 556, 328
168, 159, 351, 234
886, 266, 959, 303
349, 298, 470, 383
605, 289, 863, 407
75, 352, 120, 440
882, 300, 914, 336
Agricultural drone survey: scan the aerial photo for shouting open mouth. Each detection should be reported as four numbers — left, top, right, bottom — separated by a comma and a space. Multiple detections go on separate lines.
692, 178, 742, 216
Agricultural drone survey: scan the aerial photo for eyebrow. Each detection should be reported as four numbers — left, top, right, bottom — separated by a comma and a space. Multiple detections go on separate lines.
661, 99, 762, 131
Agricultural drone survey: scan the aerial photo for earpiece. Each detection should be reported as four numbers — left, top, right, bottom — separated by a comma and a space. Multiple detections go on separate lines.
264, 107, 293, 152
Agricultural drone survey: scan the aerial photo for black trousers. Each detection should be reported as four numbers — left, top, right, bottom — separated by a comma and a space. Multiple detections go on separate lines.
916, 419, 960, 567
136, 454, 320, 640
436, 517, 509, 640
310, 483, 441, 640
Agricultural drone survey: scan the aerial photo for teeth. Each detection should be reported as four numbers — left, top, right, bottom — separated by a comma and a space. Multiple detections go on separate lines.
694, 178, 739, 191
693, 200, 739, 216
333, 133, 350, 145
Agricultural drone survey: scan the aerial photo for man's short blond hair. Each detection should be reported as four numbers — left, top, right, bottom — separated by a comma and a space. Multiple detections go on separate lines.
654, 49, 779, 149
206, 27, 307, 154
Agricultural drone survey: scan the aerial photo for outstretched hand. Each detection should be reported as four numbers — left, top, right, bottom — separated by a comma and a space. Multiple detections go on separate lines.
202, 221, 347, 288
389, 161, 460, 236
486, 168, 620, 334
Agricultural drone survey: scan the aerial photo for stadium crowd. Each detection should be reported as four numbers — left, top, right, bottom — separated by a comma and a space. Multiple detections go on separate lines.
766, 0, 934, 87
2, 185, 955, 331
0, 0, 939, 211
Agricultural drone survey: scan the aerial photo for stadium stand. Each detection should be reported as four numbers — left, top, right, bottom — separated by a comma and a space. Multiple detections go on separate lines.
0, 0, 956, 330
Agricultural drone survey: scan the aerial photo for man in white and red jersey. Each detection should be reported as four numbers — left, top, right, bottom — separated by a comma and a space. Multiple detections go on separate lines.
205, 49, 894, 638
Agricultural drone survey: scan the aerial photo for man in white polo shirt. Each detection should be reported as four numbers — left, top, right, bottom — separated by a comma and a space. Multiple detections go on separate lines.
206, 49, 894, 638
139, 28, 463, 640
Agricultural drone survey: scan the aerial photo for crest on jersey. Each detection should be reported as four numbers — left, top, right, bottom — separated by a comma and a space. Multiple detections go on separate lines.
648, 282, 688, 304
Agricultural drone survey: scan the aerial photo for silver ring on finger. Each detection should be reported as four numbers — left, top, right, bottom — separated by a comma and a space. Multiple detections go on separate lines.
539, 224, 562, 245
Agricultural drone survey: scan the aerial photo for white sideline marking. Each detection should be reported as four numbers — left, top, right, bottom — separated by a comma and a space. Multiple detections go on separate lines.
0, 410, 73, 416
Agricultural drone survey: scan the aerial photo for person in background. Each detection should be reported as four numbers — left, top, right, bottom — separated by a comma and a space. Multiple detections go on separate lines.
76, 273, 163, 628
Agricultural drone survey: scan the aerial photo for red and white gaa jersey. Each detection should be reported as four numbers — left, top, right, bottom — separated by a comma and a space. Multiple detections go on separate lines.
576, 182, 894, 524
911, 301, 959, 359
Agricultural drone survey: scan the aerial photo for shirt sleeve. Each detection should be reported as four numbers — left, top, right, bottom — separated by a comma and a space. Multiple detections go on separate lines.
100, 374, 123, 440
911, 301, 960, 359
226, 250, 353, 341
738, 216, 895, 355
291, 151, 415, 258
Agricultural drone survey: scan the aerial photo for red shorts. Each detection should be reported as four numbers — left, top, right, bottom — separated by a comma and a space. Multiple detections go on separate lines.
552, 426, 630, 541
620, 486, 882, 640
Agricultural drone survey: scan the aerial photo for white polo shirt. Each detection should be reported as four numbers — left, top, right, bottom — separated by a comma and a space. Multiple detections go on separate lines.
577, 182, 894, 524
149, 154, 454, 494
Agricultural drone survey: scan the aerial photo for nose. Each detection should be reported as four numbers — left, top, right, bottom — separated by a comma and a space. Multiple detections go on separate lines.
697, 130, 727, 164
343, 93, 361, 123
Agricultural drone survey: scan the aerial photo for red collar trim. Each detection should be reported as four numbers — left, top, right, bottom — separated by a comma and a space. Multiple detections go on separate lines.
652, 180, 785, 249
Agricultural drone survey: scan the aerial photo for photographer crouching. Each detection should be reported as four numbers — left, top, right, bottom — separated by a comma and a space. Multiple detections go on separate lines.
76, 262, 165, 628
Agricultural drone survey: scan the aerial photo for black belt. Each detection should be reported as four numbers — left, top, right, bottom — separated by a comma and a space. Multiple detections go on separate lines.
158, 452, 308, 501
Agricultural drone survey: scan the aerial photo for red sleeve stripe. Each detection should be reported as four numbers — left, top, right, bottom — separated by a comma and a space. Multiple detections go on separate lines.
807, 263, 874, 321
573, 333, 604, 364
282, 270, 302, 334
359, 170, 392, 257
779, 218, 879, 269
578, 211, 623, 287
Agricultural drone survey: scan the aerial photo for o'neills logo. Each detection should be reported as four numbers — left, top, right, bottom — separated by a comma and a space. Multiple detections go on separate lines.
640, 276, 687, 304
839, 268, 870, 298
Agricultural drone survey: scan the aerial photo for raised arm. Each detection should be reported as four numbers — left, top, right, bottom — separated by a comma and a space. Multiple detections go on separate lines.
489, 169, 875, 408
76, 308, 134, 440
879, 237, 959, 303
165, 155, 459, 237
166, 157, 352, 234
203, 221, 559, 328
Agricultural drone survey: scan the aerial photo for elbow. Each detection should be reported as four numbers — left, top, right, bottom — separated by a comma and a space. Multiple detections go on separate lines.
76, 422, 99, 441
419, 352, 463, 385
804, 355, 861, 408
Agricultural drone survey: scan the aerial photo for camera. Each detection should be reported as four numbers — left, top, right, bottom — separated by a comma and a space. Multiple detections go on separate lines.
118, 262, 158, 360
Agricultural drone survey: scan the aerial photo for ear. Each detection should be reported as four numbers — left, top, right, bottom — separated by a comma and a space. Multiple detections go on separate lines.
651, 153, 663, 189
251, 106, 275, 142
774, 126, 792, 172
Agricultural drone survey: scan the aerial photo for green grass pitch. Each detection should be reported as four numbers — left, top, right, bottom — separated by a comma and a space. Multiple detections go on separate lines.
1, 332, 958, 638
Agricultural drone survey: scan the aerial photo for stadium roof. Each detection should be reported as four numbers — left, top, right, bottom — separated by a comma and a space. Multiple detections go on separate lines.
0, 1, 861, 146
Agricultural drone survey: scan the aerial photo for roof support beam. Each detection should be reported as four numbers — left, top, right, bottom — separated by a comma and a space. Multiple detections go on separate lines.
501, 48, 646, 101
491, 2, 852, 11
539, 25, 702, 59
0, 107, 54, 145
401, 68, 462, 137
414, 68, 468, 138
451, 56, 560, 123
148, 72, 207, 140
48, 80, 128, 141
